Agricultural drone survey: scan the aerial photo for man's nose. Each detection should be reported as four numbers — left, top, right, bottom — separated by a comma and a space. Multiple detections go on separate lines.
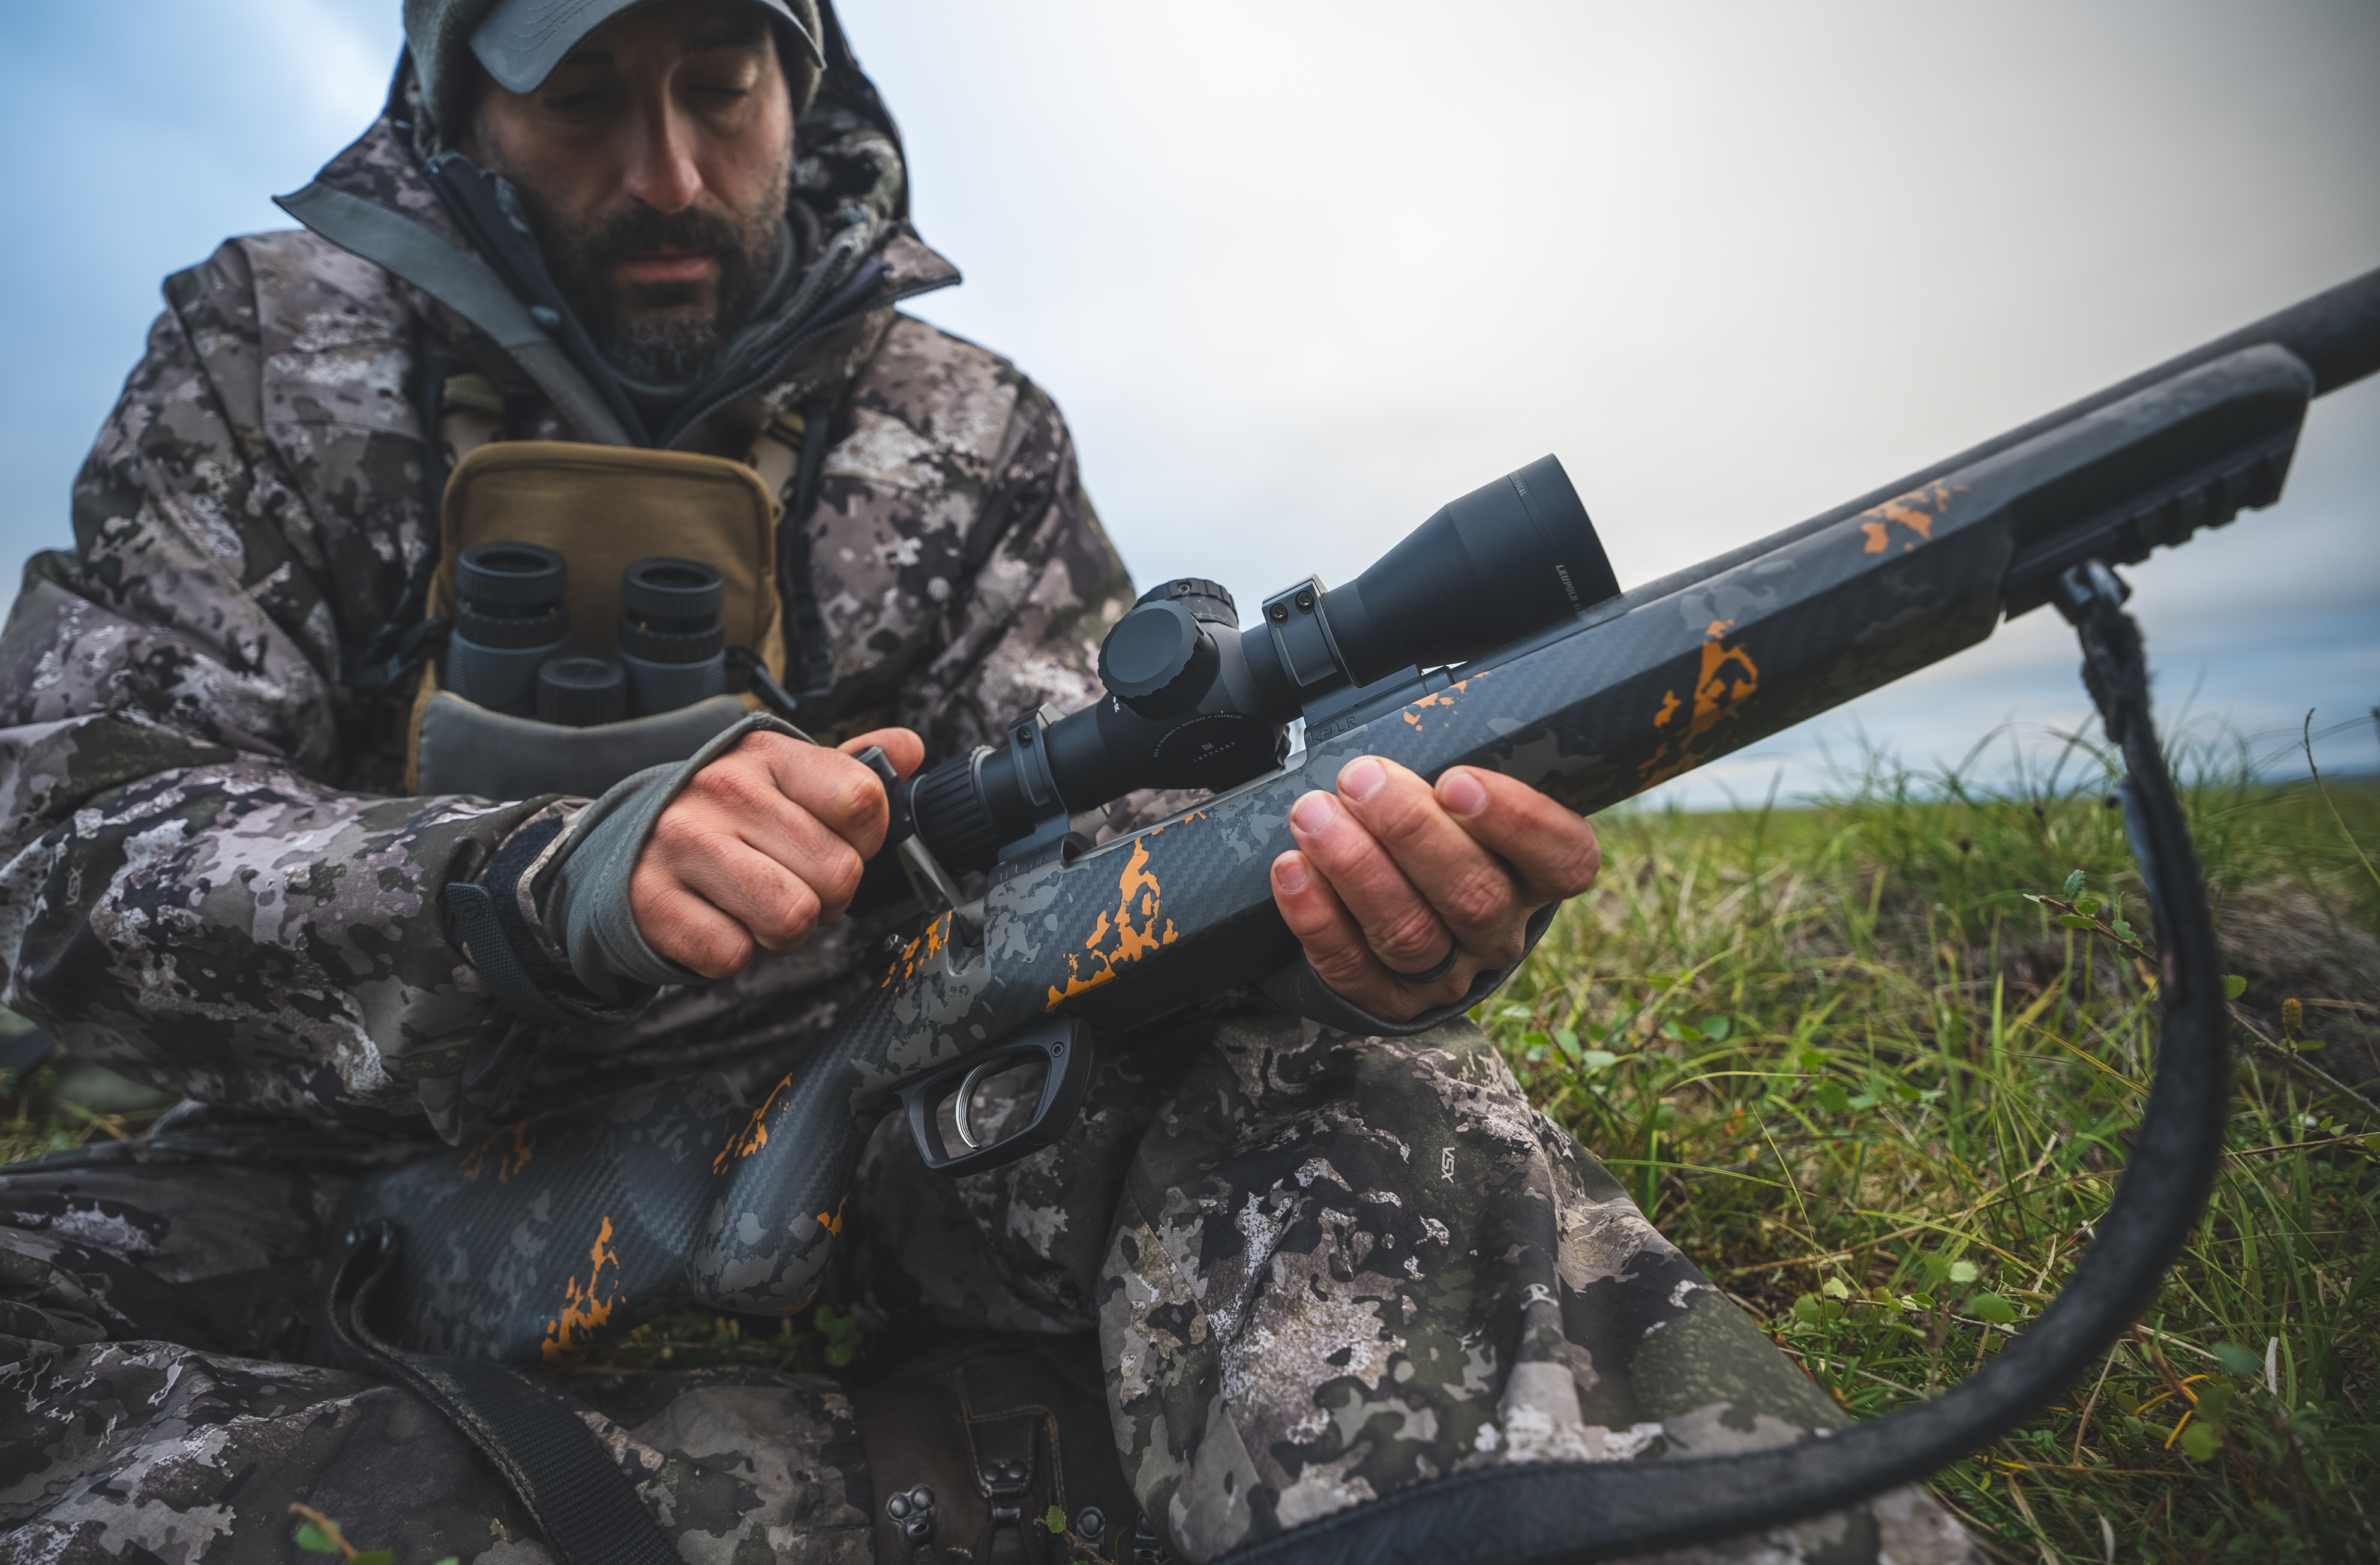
620, 96, 704, 213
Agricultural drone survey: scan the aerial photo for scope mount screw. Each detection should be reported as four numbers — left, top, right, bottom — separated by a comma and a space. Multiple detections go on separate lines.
1268, 603, 1288, 622
1293, 589, 1314, 611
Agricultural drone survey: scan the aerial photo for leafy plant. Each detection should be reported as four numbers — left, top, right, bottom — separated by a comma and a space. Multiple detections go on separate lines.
289, 1505, 454, 1565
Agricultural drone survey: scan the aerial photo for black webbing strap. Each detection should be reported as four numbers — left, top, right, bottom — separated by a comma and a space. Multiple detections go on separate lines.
781, 401, 838, 706
352, 355, 457, 695
318, 1221, 680, 1565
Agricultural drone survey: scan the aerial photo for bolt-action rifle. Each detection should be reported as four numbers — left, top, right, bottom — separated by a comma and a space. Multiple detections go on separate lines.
325, 268, 2380, 1563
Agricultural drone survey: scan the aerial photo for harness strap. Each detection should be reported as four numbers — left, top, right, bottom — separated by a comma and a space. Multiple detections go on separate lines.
276, 181, 633, 448
752, 404, 841, 710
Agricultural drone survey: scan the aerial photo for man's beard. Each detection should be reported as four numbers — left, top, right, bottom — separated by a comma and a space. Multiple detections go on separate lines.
513, 179, 789, 386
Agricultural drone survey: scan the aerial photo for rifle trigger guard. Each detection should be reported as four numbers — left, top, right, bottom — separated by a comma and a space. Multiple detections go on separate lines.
899, 1016, 1097, 1177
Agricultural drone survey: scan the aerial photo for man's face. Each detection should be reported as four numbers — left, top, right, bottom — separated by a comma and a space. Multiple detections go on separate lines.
466, 0, 796, 383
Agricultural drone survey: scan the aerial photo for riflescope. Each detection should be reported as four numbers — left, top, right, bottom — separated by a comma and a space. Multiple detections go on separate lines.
903, 455, 1620, 876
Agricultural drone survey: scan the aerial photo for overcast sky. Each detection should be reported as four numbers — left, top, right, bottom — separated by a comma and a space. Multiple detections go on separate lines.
2, 0, 2373, 805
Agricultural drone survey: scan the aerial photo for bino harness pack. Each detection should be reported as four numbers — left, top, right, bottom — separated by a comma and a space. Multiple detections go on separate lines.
398, 377, 837, 803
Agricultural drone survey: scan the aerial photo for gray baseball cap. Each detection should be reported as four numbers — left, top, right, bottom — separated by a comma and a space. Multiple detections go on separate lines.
470, 0, 824, 95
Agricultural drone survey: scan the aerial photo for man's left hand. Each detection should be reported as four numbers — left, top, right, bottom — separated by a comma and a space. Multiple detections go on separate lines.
1271, 757, 1600, 1023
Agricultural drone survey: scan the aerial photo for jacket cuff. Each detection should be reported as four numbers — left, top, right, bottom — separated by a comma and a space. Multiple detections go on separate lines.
1257, 900, 1563, 1036
445, 813, 635, 1027
452, 712, 814, 1023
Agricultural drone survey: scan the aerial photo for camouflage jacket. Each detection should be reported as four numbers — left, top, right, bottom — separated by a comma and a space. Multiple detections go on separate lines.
0, 68, 1137, 1141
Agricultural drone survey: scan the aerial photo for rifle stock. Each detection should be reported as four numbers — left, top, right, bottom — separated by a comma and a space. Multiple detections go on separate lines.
342, 272, 2376, 1498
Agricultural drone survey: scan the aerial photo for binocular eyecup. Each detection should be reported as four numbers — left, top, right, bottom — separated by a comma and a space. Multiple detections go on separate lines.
616, 557, 729, 714
446, 543, 571, 715
443, 549, 731, 723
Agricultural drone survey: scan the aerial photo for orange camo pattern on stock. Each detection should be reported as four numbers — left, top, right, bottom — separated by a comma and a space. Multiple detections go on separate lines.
1400, 671, 1485, 730
1046, 829, 1187, 1008
879, 910, 952, 990
1640, 620, 1762, 786
457, 1117, 538, 1183
1858, 480, 1964, 554
542, 1216, 622, 1361
715, 1073, 792, 1172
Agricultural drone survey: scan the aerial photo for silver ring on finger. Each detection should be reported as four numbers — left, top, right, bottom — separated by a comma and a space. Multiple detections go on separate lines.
1382, 944, 1460, 986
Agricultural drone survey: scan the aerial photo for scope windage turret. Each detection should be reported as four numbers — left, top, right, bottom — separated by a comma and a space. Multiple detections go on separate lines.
904, 454, 1619, 878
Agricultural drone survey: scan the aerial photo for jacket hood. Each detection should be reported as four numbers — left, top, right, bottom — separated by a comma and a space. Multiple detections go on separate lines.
277, 0, 957, 449
400, 0, 825, 158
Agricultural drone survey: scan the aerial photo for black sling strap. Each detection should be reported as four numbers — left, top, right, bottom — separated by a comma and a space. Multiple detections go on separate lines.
781, 398, 840, 707
316, 1221, 681, 1565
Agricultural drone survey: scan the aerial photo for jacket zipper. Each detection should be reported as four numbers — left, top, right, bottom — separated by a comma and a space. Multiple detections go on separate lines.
659, 259, 956, 451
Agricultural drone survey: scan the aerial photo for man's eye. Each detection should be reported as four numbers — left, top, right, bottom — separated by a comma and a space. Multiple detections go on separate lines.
542, 87, 614, 116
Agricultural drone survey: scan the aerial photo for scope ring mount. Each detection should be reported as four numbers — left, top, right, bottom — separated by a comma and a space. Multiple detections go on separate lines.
1215, 560, 2234, 1565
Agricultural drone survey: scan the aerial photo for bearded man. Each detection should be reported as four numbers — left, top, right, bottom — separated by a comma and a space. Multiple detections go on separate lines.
0, 2, 1975, 1561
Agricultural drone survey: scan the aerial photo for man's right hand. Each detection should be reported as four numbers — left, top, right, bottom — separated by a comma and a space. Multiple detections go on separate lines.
629, 726, 925, 978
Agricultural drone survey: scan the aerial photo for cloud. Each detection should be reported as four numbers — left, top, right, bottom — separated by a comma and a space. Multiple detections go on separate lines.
1, 0, 2372, 795
0, 1, 399, 545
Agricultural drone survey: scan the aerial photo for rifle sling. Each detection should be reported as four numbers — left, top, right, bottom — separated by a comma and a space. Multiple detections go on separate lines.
314, 1220, 680, 1565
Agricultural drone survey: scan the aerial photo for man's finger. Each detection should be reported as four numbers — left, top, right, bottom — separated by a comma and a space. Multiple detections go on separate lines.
1330, 755, 1526, 964
1271, 846, 1477, 1018
628, 871, 758, 979
667, 748, 867, 910
737, 730, 892, 856
1270, 851, 1382, 999
1432, 766, 1602, 904
1285, 785, 1458, 978
643, 824, 827, 952
836, 725, 925, 779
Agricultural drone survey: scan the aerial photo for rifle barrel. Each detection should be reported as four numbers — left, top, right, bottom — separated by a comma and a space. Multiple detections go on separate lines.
1624, 265, 2380, 616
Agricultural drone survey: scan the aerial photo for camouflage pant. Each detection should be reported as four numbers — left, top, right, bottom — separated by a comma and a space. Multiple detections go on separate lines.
0, 1012, 1976, 1564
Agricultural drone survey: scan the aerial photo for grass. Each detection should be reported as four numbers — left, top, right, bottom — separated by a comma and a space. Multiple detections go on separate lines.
4, 736, 2375, 1564
1480, 733, 2380, 1564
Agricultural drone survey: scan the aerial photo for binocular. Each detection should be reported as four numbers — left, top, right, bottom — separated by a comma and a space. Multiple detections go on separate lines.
445, 547, 730, 725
